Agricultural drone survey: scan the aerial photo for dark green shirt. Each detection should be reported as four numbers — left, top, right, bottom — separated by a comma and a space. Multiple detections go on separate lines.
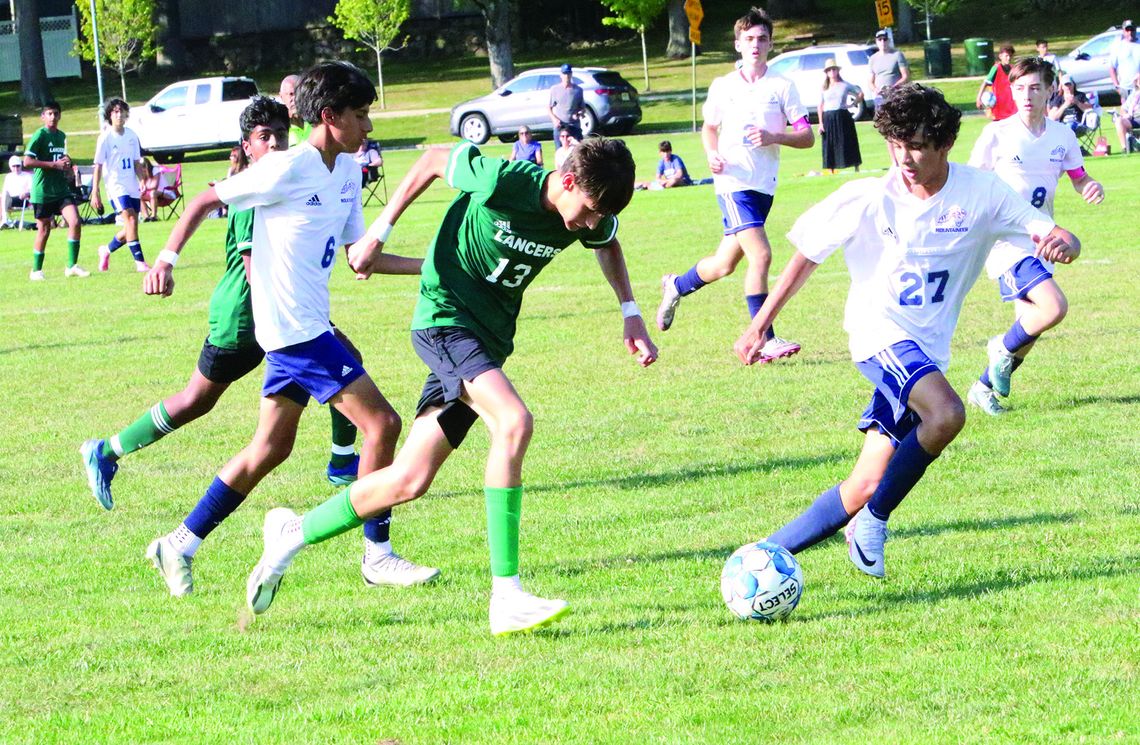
26, 127, 71, 203
207, 208, 257, 349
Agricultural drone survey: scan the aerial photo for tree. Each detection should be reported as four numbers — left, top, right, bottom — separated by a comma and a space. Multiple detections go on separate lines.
329, 0, 410, 110
600, 0, 669, 92
665, 0, 690, 60
15, 0, 52, 106
469, 0, 514, 90
74, 0, 159, 101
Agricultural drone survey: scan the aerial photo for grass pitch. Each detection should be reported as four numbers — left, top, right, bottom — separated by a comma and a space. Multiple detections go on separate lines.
0, 117, 1136, 743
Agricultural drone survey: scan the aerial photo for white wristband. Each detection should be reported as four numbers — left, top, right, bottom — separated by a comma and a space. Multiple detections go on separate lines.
158, 249, 179, 267
368, 220, 394, 243
621, 301, 641, 318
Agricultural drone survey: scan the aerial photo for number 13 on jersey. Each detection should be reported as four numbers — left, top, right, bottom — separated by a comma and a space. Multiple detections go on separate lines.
486, 258, 532, 289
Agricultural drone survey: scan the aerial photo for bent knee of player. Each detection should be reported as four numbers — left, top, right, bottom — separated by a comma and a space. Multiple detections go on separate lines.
926, 398, 966, 444
842, 476, 879, 511
494, 405, 534, 447
358, 407, 402, 447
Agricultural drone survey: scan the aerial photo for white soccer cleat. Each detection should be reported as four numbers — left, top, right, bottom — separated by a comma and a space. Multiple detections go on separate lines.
245, 507, 298, 614
986, 335, 1016, 398
29, 270, 45, 281
135, 260, 151, 273
361, 550, 441, 587
758, 335, 801, 363
146, 536, 193, 597
97, 244, 111, 272
64, 264, 90, 278
967, 380, 1006, 416
846, 506, 888, 578
655, 273, 682, 331
489, 590, 570, 636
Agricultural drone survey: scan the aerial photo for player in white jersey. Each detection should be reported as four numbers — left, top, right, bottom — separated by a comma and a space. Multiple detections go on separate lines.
144, 62, 438, 593
90, 99, 150, 272
656, 7, 814, 362
733, 84, 1080, 578
965, 57, 1104, 415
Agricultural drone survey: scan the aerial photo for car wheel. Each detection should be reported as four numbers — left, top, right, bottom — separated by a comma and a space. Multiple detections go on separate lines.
580, 106, 598, 137
459, 113, 490, 145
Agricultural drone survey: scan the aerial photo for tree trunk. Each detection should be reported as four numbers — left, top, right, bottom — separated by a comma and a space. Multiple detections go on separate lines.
376, 48, 385, 110
481, 0, 514, 89
894, 1, 914, 44
640, 29, 650, 92
665, 0, 689, 60
15, 0, 52, 107
119, 64, 127, 100
155, 0, 187, 72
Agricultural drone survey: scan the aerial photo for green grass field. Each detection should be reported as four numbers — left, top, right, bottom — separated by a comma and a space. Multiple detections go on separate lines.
0, 116, 1137, 743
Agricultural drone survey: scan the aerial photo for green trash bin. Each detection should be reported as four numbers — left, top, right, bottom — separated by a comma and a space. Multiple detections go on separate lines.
923, 38, 952, 78
964, 37, 993, 76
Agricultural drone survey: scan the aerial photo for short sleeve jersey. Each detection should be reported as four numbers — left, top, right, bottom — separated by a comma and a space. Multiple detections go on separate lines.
207, 207, 257, 350
702, 68, 807, 196
93, 127, 143, 199
869, 50, 908, 90
787, 164, 1055, 370
26, 127, 71, 203
412, 142, 619, 362
213, 143, 365, 351
969, 116, 1082, 278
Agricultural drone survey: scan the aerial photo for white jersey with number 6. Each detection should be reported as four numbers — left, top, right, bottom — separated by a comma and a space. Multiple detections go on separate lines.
213, 142, 365, 351
787, 164, 1055, 370
969, 116, 1082, 278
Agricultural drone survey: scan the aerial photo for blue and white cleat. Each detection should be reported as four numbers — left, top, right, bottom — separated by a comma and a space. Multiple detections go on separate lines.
846, 506, 889, 578
489, 591, 570, 636
80, 438, 118, 510
967, 380, 1006, 416
986, 336, 1016, 398
245, 508, 298, 615
326, 454, 360, 486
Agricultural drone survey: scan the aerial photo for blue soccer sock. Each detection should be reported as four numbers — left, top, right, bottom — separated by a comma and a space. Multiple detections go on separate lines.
766, 484, 848, 554
107, 236, 124, 253
867, 430, 938, 521
1001, 319, 1038, 355
127, 241, 144, 262
745, 293, 775, 339
363, 510, 392, 544
183, 477, 247, 541
674, 265, 707, 296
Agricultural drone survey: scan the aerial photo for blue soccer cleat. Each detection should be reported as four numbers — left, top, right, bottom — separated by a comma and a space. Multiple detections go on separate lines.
326, 454, 360, 486
80, 438, 118, 510
968, 380, 1006, 416
986, 336, 1017, 398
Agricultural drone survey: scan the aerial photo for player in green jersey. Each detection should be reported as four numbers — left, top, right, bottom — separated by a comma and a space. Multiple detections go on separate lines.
24, 101, 88, 280
245, 136, 658, 636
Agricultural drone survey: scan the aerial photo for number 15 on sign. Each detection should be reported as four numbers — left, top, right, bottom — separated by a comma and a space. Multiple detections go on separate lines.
875, 0, 894, 29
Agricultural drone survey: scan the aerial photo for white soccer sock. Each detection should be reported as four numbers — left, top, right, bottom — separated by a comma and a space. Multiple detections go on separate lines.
492, 574, 524, 597
363, 539, 393, 564
168, 523, 202, 557
266, 517, 307, 573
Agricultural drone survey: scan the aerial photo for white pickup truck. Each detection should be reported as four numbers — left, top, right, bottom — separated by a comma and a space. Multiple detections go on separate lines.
132, 76, 260, 162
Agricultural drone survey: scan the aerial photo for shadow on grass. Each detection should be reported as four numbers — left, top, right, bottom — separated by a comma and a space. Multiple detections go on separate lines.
0, 336, 147, 356
1064, 393, 1140, 408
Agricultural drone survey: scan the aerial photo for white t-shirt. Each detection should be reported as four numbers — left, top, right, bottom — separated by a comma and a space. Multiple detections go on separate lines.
3, 171, 32, 199
787, 164, 1055, 370
703, 67, 807, 196
93, 127, 142, 199
968, 116, 1082, 278
213, 143, 365, 351
1110, 39, 1140, 88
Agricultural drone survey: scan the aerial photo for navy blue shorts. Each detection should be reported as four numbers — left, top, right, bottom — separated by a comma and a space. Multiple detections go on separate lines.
717, 190, 774, 235
997, 256, 1053, 302
262, 331, 366, 405
411, 326, 502, 416
854, 340, 940, 444
111, 195, 141, 215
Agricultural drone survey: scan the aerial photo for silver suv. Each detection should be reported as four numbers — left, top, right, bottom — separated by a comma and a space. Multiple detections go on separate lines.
450, 67, 642, 144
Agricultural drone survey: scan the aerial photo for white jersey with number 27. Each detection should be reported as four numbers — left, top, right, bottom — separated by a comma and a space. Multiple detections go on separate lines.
788, 164, 1055, 370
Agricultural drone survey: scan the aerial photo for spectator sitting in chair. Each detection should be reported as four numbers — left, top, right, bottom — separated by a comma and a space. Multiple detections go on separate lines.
140, 158, 177, 222
1048, 76, 1096, 135
1114, 72, 1140, 154
553, 126, 576, 170
636, 140, 692, 190
508, 126, 543, 165
354, 138, 384, 186
2, 155, 32, 229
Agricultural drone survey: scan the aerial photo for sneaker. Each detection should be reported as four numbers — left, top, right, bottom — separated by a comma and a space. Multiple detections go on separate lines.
655, 273, 682, 331
135, 260, 151, 273
97, 245, 110, 272
967, 380, 1006, 416
361, 551, 441, 587
29, 270, 44, 281
245, 508, 298, 614
847, 506, 888, 578
986, 336, 1016, 398
326, 454, 360, 486
146, 536, 193, 597
489, 590, 570, 636
79, 438, 117, 510
758, 335, 801, 364
64, 265, 90, 278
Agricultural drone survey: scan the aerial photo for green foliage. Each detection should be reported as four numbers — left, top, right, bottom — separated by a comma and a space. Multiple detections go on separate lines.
328, 0, 411, 108
73, 0, 159, 100
600, 0, 669, 33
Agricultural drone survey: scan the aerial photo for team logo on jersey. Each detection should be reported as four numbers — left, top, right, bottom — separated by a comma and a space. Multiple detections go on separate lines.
934, 206, 969, 233
305, 194, 322, 207
1049, 145, 1066, 163
493, 227, 564, 259
1010, 155, 1023, 164
494, 220, 511, 231
339, 180, 357, 203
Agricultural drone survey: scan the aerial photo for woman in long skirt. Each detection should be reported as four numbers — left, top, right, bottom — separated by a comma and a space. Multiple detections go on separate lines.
818, 59, 864, 172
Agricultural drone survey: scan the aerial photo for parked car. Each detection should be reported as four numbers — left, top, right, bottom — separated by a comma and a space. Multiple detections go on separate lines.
765, 44, 877, 121
450, 67, 641, 144
132, 77, 260, 162
1057, 28, 1123, 103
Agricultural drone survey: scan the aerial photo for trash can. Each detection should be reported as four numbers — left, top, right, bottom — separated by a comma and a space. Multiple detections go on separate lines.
923, 38, 952, 78
964, 37, 993, 76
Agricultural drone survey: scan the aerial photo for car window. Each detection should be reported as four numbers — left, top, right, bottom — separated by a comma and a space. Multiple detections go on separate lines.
152, 86, 188, 111
767, 57, 798, 76
845, 48, 872, 65
222, 80, 258, 102
538, 75, 561, 90
799, 53, 834, 71
194, 85, 210, 105
1081, 34, 1114, 57
504, 76, 540, 94
593, 72, 629, 87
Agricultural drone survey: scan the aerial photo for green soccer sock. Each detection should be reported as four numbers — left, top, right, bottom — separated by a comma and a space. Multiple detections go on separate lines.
32, 252, 45, 272
485, 485, 522, 577
329, 408, 357, 467
67, 240, 80, 268
301, 487, 363, 545
102, 402, 177, 460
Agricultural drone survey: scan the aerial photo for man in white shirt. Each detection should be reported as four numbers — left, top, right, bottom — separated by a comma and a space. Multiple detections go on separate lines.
1110, 20, 1140, 99
1, 155, 32, 228
966, 58, 1104, 415
145, 61, 436, 597
733, 83, 1080, 578
656, 7, 814, 364
91, 98, 149, 272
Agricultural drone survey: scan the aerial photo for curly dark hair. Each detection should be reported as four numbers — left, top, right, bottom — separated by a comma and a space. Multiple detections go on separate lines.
873, 83, 961, 150
239, 95, 289, 141
102, 97, 129, 123
561, 136, 635, 216
295, 61, 377, 126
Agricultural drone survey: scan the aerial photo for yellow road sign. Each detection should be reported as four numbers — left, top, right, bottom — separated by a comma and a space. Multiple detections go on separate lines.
875, 0, 895, 29
685, 0, 703, 45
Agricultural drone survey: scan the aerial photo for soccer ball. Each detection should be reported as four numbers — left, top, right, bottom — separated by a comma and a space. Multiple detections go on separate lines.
720, 541, 804, 621
980, 90, 997, 108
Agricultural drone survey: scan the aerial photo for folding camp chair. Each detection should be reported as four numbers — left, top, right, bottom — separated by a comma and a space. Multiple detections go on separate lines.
73, 165, 98, 222
1074, 91, 1103, 155
155, 163, 184, 220
362, 163, 386, 207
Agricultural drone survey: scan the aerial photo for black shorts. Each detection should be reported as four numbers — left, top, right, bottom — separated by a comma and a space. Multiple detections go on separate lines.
33, 196, 78, 220
411, 326, 502, 416
197, 338, 265, 384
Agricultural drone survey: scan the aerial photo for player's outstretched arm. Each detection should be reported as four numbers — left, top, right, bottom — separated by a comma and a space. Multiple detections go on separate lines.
143, 186, 224, 297
594, 239, 658, 368
1033, 225, 1081, 265
734, 251, 819, 365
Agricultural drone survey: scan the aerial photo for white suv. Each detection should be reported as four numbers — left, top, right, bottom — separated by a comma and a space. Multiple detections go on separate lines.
766, 44, 878, 120
132, 77, 260, 162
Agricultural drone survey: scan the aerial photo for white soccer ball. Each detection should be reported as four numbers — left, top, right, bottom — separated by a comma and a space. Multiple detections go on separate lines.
720, 541, 804, 621
980, 90, 997, 108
